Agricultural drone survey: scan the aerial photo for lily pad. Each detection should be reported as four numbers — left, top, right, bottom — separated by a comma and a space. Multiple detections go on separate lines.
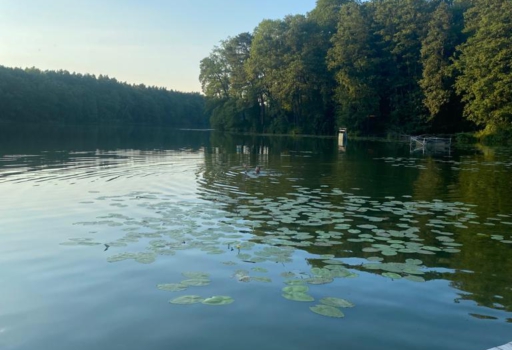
382, 272, 402, 279
283, 285, 309, 293
404, 275, 426, 282
320, 297, 355, 308
405, 259, 423, 265
280, 272, 296, 278
202, 296, 234, 305
169, 295, 204, 304
181, 278, 210, 287
311, 267, 333, 278
282, 292, 315, 302
306, 277, 334, 285
284, 279, 306, 285
182, 271, 210, 279
310, 304, 344, 318
157, 283, 187, 292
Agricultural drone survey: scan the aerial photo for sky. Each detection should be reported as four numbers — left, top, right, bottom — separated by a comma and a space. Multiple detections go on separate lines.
0, 0, 317, 93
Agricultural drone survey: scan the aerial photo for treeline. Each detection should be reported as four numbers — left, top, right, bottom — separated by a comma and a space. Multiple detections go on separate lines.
0, 65, 208, 128
199, 0, 512, 136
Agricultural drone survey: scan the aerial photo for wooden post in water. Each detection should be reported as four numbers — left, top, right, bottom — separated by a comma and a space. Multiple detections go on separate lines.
338, 128, 347, 147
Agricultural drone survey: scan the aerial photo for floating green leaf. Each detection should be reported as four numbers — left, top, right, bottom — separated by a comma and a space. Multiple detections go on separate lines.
404, 275, 426, 282
202, 296, 234, 305
311, 267, 333, 278
157, 283, 187, 292
169, 295, 204, 304
280, 272, 296, 278
180, 278, 210, 287
405, 259, 423, 265
283, 285, 309, 293
382, 272, 402, 279
282, 292, 315, 302
320, 297, 355, 308
306, 277, 334, 285
310, 304, 344, 318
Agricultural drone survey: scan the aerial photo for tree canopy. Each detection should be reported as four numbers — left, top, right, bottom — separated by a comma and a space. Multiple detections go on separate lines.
0, 66, 208, 128
199, 0, 512, 136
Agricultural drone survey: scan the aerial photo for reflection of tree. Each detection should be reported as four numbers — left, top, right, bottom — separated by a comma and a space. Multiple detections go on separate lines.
198, 135, 512, 315
444, 152, 512, 313
410, 148, 512, 312
0, 126, 210, 181
413, 158, 446, 200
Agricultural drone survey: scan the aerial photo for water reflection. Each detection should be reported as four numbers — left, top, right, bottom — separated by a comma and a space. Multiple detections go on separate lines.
199, 132, 512, 316
0, 125, 210, 183
1, 127, 511, 329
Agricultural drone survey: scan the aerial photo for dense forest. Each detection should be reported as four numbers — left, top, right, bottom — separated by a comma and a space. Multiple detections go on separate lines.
199, 0, 512, 137
0, 66, 208, 128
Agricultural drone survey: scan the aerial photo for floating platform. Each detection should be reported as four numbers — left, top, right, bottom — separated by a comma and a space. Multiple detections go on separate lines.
410, 135, 452, 154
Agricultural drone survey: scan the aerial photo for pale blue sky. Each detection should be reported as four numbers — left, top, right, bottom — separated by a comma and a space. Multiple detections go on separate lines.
0, 0, 317, 92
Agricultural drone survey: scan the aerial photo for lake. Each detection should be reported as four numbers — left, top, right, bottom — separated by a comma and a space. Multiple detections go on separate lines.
0, 125, 511, 350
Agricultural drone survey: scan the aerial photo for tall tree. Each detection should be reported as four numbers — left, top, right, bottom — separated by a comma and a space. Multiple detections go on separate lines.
308, 0, 352, 34
0, 66, 207, 127
245, 19, 289, 131
454, 0, 512, 129
371, 0, 431, 132
328, 2, 380, 132
420, 1, 455, 118
199, 47, 230, 99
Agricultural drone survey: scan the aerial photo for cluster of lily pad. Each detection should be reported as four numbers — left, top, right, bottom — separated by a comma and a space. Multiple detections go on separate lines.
61, 179, 512, 318
64, 187, 512, 285
280, 283, 354, 318
375, 153, 512, 173
170, 295, 234, 306
232, 268, 272, 283
158, 271, 211, 292
363, 259, 426, 282
68, 184, 512, 264
157, 272, 234, 306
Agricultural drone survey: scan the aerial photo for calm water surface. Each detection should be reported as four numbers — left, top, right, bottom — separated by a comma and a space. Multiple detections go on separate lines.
0, 126, 511, 350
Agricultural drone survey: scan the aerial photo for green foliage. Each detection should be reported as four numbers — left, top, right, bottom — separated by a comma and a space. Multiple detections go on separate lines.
0, 66, 208, 127
420, 1, 455, 118
198, 0, 512, 136
327, 2, 380, 131
476, 125, 512, 146
455, 132, 477, 144
308, 0, 351, 33
454, 0, 512, 129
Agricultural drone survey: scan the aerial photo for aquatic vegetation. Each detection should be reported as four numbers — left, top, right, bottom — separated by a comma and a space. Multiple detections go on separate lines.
310, 304, 345, 318
157, 283, 187, 292
169, 295, 204, 304
202, 296, 234, 305
382, 272, 402, 280
282, 285, 309, 293
60, 162, 512, 321
180, 279, 211, 287
282, 291, 315, 302
320, 297, 355, 308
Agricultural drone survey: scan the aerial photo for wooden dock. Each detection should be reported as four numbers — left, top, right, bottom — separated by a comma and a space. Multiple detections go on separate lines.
487, 341, 512, 350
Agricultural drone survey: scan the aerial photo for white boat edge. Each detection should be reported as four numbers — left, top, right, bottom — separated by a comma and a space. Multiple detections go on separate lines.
488, 342, 512, 350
